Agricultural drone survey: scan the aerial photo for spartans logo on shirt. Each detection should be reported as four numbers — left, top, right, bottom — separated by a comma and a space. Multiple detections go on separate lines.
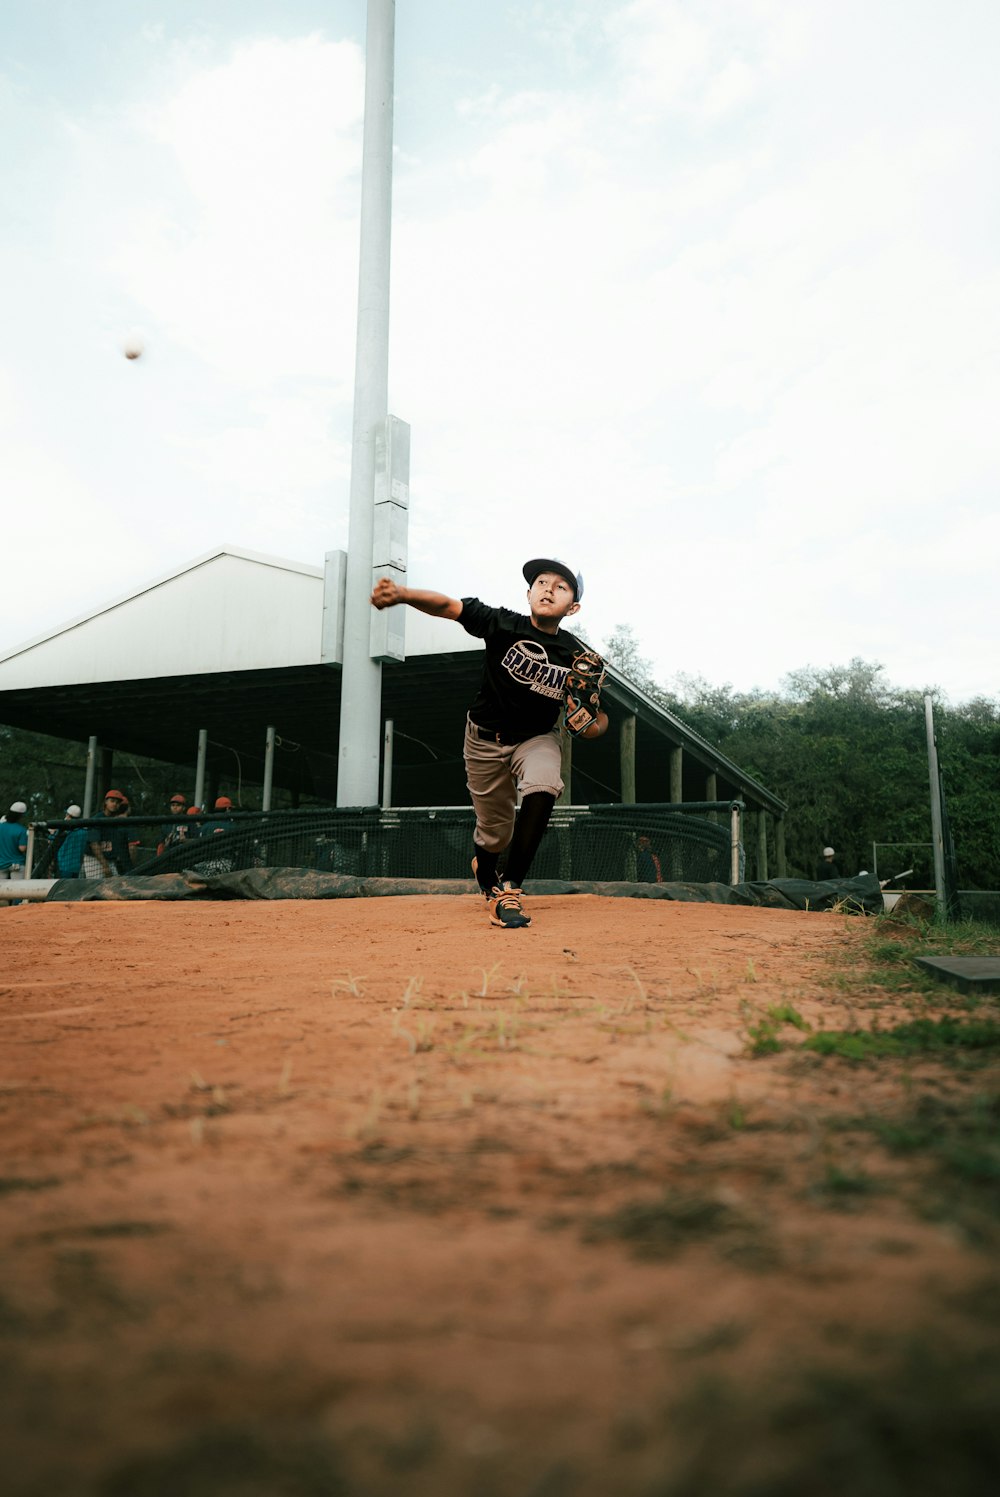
501, 640, 568, 701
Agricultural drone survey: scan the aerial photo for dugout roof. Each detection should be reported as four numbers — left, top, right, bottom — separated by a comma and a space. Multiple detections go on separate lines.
0, 548, 786, 815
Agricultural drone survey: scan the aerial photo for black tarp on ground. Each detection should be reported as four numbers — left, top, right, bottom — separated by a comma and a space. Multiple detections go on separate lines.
45, 869, 884, 913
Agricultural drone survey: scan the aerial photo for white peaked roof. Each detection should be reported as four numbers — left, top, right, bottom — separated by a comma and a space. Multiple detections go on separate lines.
0, 547, 478, 689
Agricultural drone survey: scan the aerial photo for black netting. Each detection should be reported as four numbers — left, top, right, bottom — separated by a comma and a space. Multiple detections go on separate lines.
114, 804, 734, 885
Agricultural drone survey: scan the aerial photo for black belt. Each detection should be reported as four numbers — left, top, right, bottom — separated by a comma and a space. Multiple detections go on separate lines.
469, 720, 518, 746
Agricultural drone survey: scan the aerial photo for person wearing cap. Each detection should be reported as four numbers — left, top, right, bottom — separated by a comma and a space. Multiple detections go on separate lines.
157, 793, 192, 856
54, 806, 90, 879
371, 558, 607, 929
84, 790, 140, 878
193, 796, 237, 876
0, 801, 29, 898
199, 796, 235, 838
816, 846, 841, 881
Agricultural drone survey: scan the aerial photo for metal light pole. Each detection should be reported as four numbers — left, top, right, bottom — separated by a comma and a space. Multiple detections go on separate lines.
82, 735, 98, 817
337, 0, 396, 806
262, 725, 276, 811
924, 694, 947, 916
194, 728, 208, 812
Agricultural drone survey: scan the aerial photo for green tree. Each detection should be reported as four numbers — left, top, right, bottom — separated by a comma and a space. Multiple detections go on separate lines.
0, 727, 89, 819
602, 624, 656, 692
629, 651, 1000, 889
0, 726, 194, 822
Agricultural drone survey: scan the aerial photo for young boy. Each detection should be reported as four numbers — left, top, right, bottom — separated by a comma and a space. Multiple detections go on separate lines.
370, 558, 608, 928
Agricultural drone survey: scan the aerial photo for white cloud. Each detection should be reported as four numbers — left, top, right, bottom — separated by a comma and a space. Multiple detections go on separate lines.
102, 35, 365, 385
178, 389, 352, 559
2, 1, 998, 703
0, 374, 154, 641
386, 0, 1000, 702
603, 0, 807, 123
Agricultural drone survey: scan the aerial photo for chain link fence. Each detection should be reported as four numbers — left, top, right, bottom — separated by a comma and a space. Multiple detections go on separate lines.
29, 803, 740, 887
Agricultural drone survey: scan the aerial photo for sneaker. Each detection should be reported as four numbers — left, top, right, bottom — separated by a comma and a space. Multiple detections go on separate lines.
471, 855, 491, 898
488, 883, 531, 929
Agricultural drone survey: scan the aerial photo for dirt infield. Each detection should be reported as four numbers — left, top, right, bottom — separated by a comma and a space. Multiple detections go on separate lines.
2, 895, 998, 1496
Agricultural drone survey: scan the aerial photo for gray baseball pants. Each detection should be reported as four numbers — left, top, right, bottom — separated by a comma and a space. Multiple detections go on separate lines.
463, 718, 563, 854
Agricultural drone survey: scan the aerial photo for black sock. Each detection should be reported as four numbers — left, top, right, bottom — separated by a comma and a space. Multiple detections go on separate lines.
503, 793, 555, 888
472, 840, 499, 892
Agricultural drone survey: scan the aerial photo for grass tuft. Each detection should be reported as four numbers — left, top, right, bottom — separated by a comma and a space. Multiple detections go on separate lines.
804, 1016, 1000, 1061
745, 1001, 810, 1056
586, 1189, 774, 1267
834, 913, 1000, 1005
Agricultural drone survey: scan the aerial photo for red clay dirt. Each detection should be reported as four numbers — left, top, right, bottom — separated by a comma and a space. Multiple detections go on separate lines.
1, 893, 997, 1496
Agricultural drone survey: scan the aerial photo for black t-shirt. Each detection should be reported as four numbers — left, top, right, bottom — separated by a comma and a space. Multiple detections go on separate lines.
89, 817, 135, 874
199, 818, 232, 838
460, 598, 585, 742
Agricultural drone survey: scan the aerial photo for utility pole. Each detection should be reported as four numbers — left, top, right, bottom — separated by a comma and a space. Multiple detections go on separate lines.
924, 694, 947, 917
337, 0, 396, 806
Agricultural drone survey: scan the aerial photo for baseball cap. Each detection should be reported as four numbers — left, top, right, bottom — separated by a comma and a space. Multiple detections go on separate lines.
9, 800, 27, 814
169, 793, 187, 805
823, 846, 836, 857
104, 789, 128, 805
214, 796, 233, 810
522, 557, 583, 601
65, 805, 82, 818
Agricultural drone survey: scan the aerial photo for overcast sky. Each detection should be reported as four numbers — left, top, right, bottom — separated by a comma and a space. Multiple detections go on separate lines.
2, 0, 997, 704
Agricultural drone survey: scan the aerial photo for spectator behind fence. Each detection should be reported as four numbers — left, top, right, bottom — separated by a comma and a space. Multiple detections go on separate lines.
1, 800, 28, 900
200, 796, 235, 837
84, 790, 140, 878
43, 803, 85, 878
636, 834, 664, 884
158, 793, 192, 856
193, 796, 236, 876
55, 806, 89, 879
815, 846, 841, 881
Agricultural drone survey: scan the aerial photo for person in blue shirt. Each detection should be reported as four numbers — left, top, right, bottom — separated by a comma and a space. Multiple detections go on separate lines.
1, 800, 29, 901
55, 806, 90, 878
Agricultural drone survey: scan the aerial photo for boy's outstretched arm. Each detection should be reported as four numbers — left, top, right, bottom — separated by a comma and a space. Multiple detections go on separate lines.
370, 577, 463, 620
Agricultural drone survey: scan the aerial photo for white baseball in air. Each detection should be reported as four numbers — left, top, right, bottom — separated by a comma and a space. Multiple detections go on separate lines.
123, 329, 144, 360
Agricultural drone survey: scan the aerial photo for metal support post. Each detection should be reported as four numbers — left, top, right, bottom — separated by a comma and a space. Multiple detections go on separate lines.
669, 745, 683, 804
924, 695, 947, 917
24, 825, 36, 879
730, 803, 742, 885
705, 771, 717, 820
776, 815, 787, 878
620, 714, 636, 803
83, 736, 98, 817
262, 726, 276, 811
194, 729, 208, 811
756, 810, 769, 881
382, 718, 394, 808
337, 0, 396, 806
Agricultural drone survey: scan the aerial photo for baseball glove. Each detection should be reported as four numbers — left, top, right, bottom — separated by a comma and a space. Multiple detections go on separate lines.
564, 647, 607, 737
